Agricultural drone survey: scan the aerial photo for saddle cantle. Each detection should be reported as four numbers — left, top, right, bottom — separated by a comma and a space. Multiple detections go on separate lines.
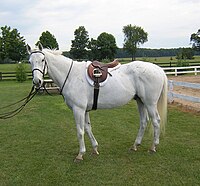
87, 59, 119, 83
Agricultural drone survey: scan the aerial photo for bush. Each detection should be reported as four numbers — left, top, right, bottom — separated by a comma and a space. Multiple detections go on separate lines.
16, 62, 27, 82
177, 58, 189, 67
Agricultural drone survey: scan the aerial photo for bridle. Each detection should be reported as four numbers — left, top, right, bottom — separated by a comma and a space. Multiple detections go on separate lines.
30, 51, 74, 95
30, 51, 47, 80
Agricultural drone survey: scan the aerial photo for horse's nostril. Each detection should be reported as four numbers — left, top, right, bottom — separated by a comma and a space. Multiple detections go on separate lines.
33, 78, 42, 87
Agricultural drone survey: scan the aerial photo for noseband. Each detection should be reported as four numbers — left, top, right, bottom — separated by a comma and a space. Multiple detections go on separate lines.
30, 51, 47, 79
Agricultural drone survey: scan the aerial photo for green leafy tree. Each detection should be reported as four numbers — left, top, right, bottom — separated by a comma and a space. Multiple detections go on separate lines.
70, 26, 89, 60
36, 31, 59, 49
190, 29, 200, 51
0, 25, 27, 63
176, 48, 194, 60
96, 32, 118, 61
123, 24, 148, 61
88, 38, 100, 60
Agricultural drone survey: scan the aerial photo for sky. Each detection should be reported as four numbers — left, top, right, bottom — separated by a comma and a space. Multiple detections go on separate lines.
0, 0, 200, 51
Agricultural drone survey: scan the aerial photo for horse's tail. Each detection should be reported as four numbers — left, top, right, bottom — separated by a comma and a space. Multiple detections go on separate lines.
158, 74, 168, 135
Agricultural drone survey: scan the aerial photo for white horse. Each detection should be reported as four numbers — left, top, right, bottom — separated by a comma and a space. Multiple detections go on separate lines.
27, 44, 168, 161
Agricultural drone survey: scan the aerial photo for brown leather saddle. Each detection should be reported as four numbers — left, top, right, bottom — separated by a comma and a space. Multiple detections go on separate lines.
87, 59, 119, 83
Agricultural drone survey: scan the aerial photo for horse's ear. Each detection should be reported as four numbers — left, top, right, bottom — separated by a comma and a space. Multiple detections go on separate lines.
26, 44, 31, 54
38, 43, 43, 51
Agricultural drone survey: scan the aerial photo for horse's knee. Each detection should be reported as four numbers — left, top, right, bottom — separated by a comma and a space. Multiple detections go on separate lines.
77, 128, 84, 139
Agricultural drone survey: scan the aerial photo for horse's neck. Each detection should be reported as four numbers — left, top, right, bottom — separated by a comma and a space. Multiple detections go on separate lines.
46, 54, 72, 87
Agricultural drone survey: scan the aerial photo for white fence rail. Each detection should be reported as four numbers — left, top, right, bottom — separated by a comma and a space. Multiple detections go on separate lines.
168, 80, 200, 103
163, 66, 200, 76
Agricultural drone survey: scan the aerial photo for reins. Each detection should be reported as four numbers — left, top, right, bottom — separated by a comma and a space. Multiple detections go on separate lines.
0, 85, 39, 119
0, 51, 74, 119
0, 51, 46, 119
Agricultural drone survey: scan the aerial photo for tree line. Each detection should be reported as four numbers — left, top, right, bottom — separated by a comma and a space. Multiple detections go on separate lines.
0, 25, 200, 64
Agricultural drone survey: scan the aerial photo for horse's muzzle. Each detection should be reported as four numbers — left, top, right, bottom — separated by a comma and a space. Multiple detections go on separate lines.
33, 78, 43, 88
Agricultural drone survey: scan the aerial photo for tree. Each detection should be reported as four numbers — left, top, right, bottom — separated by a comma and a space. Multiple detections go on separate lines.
70, 26, 89, 60
123, 24, 148, 61
176, 48, 194, 60
36, 31, 59, 49
190, 29, 200, 51
88, 38, 100, 60
0, 25, 27, 63
96, 32, 118, 61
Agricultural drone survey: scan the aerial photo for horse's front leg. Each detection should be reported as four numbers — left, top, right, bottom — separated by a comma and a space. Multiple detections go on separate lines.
85, 112, 99, 155
73, 107, 86, 161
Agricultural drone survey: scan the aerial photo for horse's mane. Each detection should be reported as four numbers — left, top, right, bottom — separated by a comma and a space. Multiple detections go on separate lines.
30, 47, 63, 56
42, 48, 72, 63
43, 48, 63, 56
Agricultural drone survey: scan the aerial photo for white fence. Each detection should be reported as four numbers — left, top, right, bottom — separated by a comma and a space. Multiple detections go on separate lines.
168, 80, 200, 103
163, 66, 200, 76
162, 65, 200, 104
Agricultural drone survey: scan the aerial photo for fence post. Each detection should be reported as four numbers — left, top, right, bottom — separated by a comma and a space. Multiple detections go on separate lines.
194, 67, 197, 76
175, 69, 177, 76
0, 72, 2, 81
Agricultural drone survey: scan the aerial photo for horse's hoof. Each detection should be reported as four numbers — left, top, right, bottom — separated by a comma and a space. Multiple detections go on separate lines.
129, 147, 137, 152
129, 144, 140, 152
74, 157, 83, 163
91, 148, 99, 156
148, 149, 156, 154
92, 151, 99, 155
74, 154, 83, 162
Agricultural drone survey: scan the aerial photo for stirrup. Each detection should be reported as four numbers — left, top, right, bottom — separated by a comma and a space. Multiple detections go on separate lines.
93, 68, 102, 78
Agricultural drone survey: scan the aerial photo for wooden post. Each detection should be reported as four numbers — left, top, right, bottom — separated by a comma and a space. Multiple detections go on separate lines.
194, 67, 197, 76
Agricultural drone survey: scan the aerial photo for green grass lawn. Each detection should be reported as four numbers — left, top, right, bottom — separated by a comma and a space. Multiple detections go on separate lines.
0, 81, 200, 185
0, 63, 31, 72
119, 55, 200, 65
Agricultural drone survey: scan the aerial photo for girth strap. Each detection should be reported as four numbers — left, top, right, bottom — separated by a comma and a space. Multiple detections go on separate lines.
92, 78, 100, 110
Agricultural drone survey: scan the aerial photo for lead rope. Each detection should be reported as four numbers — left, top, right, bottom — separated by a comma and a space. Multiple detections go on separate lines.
0, 85, 39, 119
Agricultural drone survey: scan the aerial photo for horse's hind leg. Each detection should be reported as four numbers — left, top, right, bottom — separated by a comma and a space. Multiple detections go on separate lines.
146, 104, 161, 152
84, 112, 99, 155
131, 98, 148, 151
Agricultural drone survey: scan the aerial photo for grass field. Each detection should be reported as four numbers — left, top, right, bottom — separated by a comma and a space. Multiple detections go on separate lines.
119, 55, 200, 64
0, 63, 31, 72
0, 81, 200, 185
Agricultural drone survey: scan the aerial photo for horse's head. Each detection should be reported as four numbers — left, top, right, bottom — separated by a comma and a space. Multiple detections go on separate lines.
27, 43, 47, 88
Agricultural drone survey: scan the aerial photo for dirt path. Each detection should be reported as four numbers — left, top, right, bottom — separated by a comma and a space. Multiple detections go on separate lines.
168, 75, 200, 113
